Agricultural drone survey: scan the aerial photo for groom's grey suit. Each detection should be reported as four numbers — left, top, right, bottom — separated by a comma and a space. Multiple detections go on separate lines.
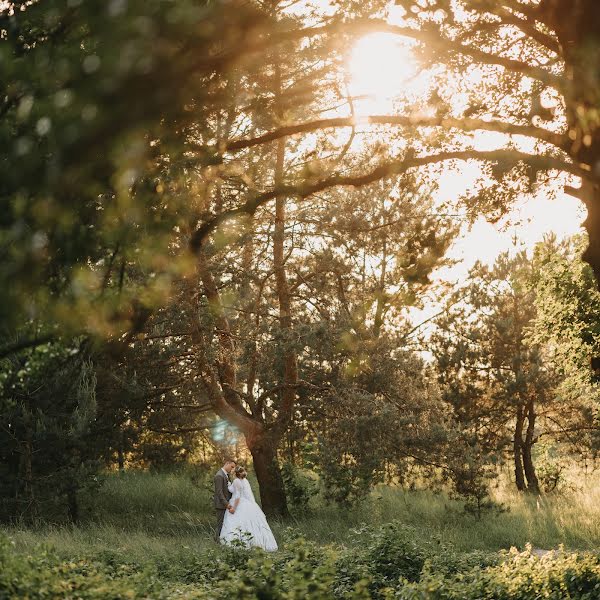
214, 468, 232, 540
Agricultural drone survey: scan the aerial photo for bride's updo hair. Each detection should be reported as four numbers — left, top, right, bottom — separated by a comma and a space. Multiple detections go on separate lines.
234, 466, 247, 479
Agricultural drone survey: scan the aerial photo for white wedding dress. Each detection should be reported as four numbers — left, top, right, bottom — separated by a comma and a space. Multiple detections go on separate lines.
219, 478, 278, 552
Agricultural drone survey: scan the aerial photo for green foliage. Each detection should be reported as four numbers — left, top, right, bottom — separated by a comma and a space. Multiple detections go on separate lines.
534, 443, 567, 494
281, 462, 318, 513
446, 439, 503, 519
431, 247, 598, 504
398, 548, 600, 600
421, 549, 499, 578
356, 523, 433, 586
0, 535, 164, 600
530, 236, 600, 454
1, 0, 271, 333
4, 529, 600, 600
308, 345, 451, 507
3, 470, 600, 597
335, 522, 493, 597
0, 335, 102, 522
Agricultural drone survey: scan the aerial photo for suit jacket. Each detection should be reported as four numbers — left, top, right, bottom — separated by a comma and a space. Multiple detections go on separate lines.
214, 469, 232, 509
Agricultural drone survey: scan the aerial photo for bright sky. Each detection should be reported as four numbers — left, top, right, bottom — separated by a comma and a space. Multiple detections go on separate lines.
346, 27, 586, 339
347, 31, 586, 283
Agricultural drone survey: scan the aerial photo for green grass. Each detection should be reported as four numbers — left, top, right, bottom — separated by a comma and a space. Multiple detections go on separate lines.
2, 470, 600, 598
280, 482, 600, 552
3, 468, 600, 564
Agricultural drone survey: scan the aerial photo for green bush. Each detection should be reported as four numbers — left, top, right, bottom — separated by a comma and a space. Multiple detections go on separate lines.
207, 540, 339, 600
3, 526, 600, 600
397, 548, 600, 600
421, 549, 499, 577
0, 535, 343, 600
0, 536, 166, 600
281, 462, 318, 513
332, 522, 437, 598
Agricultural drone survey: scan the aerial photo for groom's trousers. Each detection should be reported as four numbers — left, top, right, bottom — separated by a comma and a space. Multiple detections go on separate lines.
215, 508, 226, 540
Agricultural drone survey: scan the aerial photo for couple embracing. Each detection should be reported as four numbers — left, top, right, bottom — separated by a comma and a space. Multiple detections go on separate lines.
214, 459, 278, 552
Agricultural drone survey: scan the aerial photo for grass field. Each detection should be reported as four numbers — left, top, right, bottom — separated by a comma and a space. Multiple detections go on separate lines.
4, 468, 600, 563
3, 469, 600, 598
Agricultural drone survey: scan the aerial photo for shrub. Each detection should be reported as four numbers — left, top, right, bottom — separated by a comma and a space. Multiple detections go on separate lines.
397, 547, 600, 600
421, 549, 499, 577
281, 462, 318, 513
332, 522, 437, 598
0, 535, 166, 599
3, 526, 600, 600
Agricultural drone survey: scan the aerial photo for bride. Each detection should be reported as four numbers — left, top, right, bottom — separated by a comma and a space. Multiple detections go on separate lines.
219, 466, 278, 552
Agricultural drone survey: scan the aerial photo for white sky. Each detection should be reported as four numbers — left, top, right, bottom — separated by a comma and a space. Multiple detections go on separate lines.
346, 27, 586, 338
347, 31, 585, 281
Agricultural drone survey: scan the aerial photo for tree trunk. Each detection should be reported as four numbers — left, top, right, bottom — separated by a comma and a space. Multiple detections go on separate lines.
513, 405, 526, 491
117, 446, 125, 472
21, 406, 36, 521
373, 231, 388, 339
545, 2, 600, 280
522, 399, 540, 494
67, 486, 79, 523
272, 64, 299, 429
117, 428, 125, 473
249, 435, 289, 518
582, 182, 600, 282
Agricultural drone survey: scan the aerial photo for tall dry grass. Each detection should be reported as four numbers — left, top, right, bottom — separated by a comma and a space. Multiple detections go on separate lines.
4, 467, 600, 563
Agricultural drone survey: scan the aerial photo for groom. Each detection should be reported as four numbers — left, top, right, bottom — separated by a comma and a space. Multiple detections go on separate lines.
213, 458, 236, 541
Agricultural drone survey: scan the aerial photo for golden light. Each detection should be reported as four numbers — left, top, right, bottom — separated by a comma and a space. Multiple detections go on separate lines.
347, 30, 585, 289
348, 33, 419, 114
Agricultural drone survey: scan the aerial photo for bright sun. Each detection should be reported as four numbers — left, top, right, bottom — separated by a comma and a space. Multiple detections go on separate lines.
348, 33, 419, 114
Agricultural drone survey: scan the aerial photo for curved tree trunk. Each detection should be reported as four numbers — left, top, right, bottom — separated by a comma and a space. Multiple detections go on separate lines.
191, 43, 299, 520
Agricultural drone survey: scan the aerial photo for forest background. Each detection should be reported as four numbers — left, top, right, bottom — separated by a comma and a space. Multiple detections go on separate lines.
2, 0, 600, 597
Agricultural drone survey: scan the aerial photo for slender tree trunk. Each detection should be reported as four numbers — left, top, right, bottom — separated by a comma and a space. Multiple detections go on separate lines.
261, 60, 296, 519
20, 403, 36, 521
522, 398, 540, 494
513, 405, 526, 492
117, 428, 125, 473
67, 486, 79, 523
373, 231, 388, 339
22, 438, 35, 519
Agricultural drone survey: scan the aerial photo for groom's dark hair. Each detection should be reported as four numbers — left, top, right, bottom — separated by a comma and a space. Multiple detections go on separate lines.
223, 458, 236, 465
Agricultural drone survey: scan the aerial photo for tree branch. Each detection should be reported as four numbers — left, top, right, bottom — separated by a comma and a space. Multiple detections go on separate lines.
0, 335, 55, 360
495, 6, 560, 55
204, 115, 566, 155
286, 19, 562, 89
190, 148, 586, 253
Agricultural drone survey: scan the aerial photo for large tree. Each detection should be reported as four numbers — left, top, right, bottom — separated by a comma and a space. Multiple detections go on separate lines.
190, 1, 600, 284
5, 0, 600, 516
5, 1, 600, 338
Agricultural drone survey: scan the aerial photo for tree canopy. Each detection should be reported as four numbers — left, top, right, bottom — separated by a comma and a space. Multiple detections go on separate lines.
2, 0, 600, 517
